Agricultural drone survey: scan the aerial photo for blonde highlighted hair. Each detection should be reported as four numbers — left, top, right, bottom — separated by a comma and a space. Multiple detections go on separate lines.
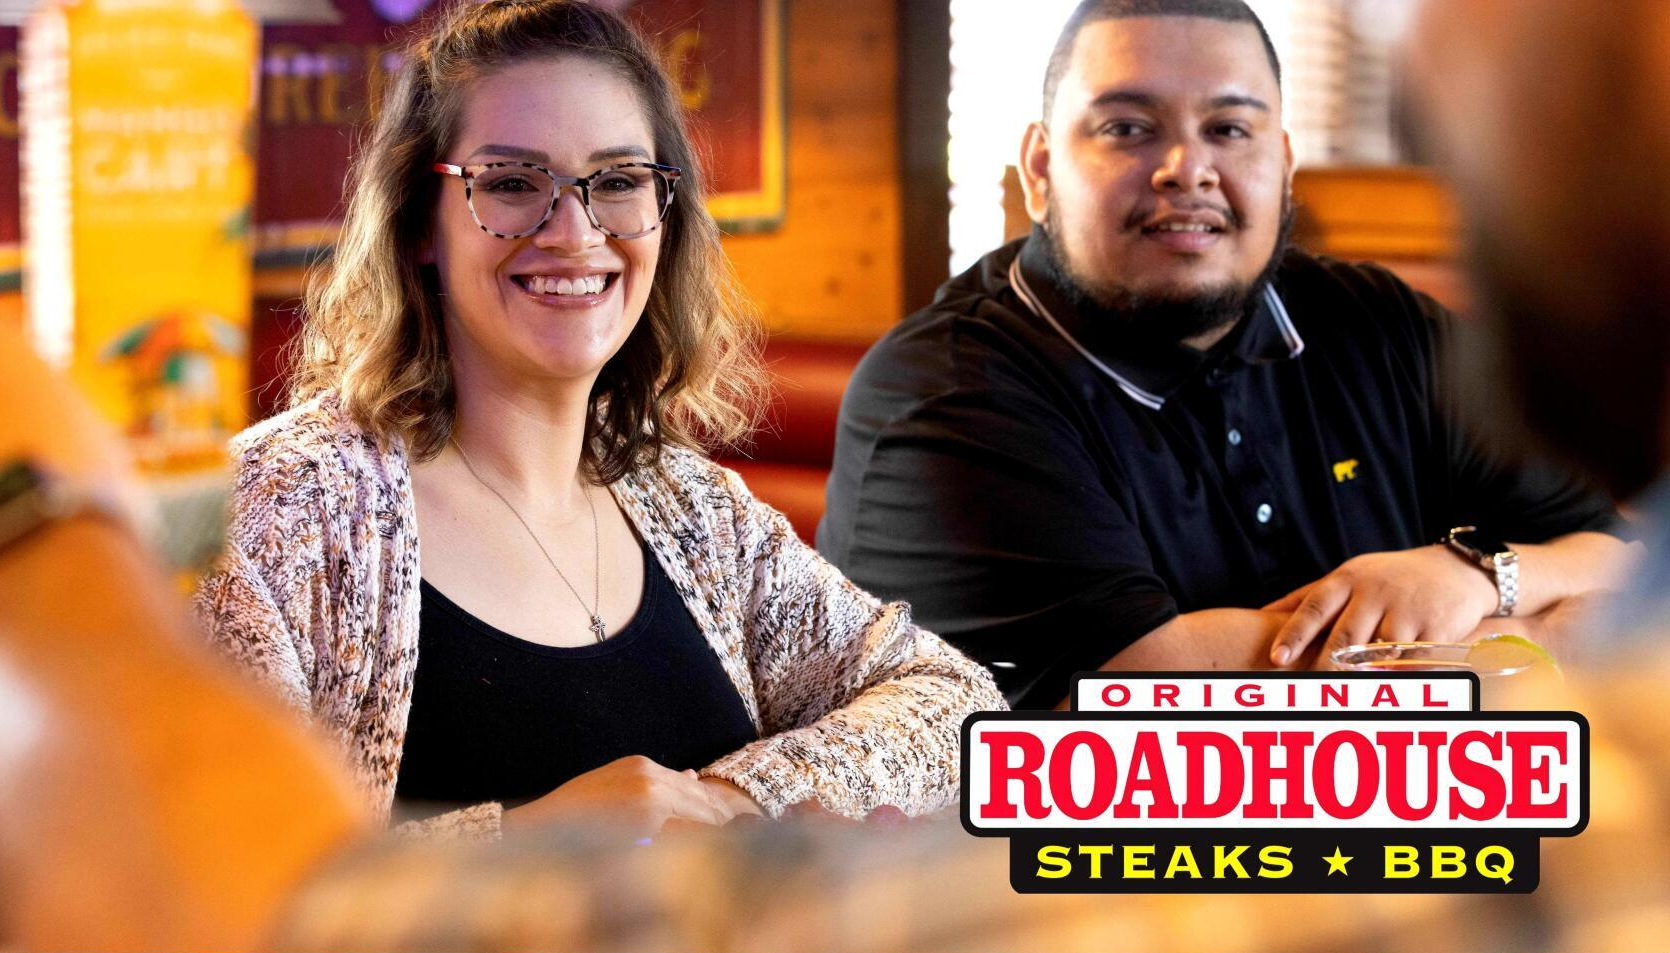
290, 0, 763, 483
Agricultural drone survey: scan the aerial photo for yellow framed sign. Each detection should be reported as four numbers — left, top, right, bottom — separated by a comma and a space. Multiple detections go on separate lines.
22, 0, 258, 471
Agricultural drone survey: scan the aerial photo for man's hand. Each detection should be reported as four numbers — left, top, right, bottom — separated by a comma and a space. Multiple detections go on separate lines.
1265, 544, 1500, 666
697, 776, 764, 820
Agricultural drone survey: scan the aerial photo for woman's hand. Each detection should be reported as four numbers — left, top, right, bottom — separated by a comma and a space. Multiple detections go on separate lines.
503, 756, 757, 838
696, 776, 763, 820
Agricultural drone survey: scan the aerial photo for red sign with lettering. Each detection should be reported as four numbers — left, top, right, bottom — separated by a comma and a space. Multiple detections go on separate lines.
255, 0, 782, 264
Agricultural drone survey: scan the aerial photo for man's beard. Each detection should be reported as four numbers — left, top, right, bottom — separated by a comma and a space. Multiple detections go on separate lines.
1038, 196, 1295, 347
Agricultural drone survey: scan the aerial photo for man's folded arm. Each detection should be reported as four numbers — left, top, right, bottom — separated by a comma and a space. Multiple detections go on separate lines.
1099, 608, 1297, 672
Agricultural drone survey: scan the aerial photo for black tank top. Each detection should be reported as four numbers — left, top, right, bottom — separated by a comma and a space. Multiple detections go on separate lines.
393, 540, 758, 812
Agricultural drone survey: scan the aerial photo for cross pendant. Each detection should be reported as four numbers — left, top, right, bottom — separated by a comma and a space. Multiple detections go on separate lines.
589, 615, 606, 643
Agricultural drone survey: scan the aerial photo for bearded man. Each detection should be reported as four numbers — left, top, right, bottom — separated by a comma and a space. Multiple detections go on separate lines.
818, 0, 1633, 707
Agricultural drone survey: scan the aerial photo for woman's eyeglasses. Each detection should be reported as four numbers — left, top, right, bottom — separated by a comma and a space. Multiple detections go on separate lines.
432, 161, 682, 240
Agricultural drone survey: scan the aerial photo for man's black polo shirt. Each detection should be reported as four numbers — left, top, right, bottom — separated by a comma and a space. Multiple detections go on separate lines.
817, 234, 1618, 708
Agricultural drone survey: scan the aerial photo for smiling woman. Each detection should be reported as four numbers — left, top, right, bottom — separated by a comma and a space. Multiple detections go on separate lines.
292, 0, 751, 480
195, 0, 1003, 841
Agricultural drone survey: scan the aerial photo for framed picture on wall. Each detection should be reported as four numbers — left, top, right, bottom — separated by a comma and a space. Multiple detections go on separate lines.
645, 0, 786, 233
252, 0, 786, 269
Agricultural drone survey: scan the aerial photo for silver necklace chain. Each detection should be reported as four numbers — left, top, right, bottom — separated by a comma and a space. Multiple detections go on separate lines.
449, 437, 606, 643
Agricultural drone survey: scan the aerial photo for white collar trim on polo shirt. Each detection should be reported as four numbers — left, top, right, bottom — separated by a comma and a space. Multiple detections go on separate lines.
1007, 255, 1305, 411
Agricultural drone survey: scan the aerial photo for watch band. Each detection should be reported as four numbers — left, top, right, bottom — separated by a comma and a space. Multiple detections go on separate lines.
1489, 550, 1519, 617
1444, 525, 1518, 617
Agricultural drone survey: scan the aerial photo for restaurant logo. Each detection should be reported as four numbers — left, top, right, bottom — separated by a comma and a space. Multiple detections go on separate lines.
961, 673, 1587, 894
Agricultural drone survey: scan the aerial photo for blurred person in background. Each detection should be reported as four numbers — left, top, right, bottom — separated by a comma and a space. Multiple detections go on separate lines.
1409, 0, 1670, 642
820, 0, 1634, 708
195, 0, 1001, 841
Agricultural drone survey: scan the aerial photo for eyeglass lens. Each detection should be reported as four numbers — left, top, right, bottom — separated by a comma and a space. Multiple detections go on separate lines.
470, 165, 671, 237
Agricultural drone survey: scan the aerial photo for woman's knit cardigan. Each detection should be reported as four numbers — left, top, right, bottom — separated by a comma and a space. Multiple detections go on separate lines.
194, 393, 1004, 839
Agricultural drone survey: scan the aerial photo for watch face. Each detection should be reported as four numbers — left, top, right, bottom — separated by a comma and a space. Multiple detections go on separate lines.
1453, 529, 1510, 556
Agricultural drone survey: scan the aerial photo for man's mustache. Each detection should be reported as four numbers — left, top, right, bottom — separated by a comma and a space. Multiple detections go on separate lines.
1124, 202, 1242, 231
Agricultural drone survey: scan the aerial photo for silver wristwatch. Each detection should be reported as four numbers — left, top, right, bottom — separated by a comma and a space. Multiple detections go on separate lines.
1444, 525, 1519, 617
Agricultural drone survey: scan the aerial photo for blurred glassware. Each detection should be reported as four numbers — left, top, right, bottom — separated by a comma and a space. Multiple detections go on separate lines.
1333, 636, 1562, 709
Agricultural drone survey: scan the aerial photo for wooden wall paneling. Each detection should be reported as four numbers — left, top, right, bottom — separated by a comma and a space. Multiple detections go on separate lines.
1001, 165, 1031, 244
1291, 166, 1472, 312
1290, 166, 1458, 261
896, 0, 951, 317
720, 0, 903, 344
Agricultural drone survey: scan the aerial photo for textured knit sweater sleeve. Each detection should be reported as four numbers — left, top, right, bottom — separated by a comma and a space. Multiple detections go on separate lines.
194, 403, 501, 840
194, 434, 328, 720
699, 464, 1007, 818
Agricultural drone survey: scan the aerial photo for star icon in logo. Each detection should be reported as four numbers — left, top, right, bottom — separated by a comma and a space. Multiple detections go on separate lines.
1324, 847, 1353, 876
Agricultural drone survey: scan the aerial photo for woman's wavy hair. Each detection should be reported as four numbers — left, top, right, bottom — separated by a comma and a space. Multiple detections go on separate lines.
290, 0, 763, 483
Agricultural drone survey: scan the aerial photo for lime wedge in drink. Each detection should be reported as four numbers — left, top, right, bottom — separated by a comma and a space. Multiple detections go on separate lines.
1467, 634, 1565, 708
1465, 634, 1560, 676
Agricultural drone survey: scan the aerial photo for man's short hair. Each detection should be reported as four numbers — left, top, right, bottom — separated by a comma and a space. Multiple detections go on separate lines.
1042, 0, 1283, 121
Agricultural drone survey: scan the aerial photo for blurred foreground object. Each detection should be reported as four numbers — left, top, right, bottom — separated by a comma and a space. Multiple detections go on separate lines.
1407, 0, 1670, 659
20, 0, 257, 472
1406, 0, 1670, 507
0, 320, 366, 951
279, 691, 1670, 953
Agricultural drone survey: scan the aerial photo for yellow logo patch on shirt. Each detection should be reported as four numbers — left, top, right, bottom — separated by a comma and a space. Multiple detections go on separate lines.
1333, 458, 1361, 483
